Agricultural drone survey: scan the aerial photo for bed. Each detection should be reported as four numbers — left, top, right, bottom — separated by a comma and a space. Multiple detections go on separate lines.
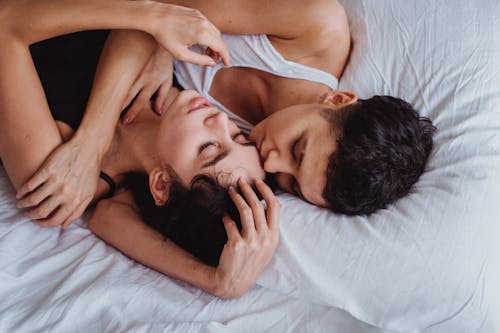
1, 0, 499, 332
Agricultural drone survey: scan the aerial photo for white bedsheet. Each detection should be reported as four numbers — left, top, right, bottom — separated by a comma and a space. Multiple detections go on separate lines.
1, 0, 499, 332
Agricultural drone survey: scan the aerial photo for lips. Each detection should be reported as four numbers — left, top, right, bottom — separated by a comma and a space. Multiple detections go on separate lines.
188, 97, 211, 113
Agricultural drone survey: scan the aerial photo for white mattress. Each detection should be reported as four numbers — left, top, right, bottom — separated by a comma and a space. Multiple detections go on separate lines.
1, 0, 499, 332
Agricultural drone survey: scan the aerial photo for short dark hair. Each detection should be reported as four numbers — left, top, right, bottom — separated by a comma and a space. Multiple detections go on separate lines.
127, 173, 241, 267
323, 96, 436, 215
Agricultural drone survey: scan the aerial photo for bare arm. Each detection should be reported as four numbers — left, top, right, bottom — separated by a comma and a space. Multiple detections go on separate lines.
0, 0, 229, 226
123, 0, 350, 121
88, 191, 219, 294
88, 179, 281, 299
154, 0, 350, 70
156, 0, 336, 37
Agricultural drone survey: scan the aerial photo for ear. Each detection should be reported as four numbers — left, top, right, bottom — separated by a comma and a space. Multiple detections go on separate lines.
149, 167, 172, 206
320, 90, 358, 109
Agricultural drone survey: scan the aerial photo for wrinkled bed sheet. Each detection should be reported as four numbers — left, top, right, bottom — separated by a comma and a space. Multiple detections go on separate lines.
1, 0, 499, 332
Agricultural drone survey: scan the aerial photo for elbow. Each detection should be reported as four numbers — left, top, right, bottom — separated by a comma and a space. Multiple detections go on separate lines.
0, 1, 16, 28
0, 2, 23, 43
87, 199, 113, 235
0, 2, 10, 36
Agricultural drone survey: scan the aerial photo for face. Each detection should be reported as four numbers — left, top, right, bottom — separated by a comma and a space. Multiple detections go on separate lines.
157, 90, 265, 188
249, 104, 337, 207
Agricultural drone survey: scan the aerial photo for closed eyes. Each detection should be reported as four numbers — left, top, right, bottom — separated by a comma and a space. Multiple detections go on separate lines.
291, 134, 305, 168
198, 131, 256, 169
233, 131, 256, 147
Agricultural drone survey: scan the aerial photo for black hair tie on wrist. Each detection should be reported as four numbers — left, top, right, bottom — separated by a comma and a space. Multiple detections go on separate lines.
99, 171, 116, 199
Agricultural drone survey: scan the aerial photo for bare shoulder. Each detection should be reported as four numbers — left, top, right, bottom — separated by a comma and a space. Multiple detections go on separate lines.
269, 0, 350, 78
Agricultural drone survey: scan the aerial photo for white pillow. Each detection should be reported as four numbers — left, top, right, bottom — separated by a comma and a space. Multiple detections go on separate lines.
257, 0, 500, 331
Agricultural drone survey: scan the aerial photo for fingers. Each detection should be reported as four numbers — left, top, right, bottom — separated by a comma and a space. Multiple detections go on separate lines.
24, 194, 61, 220
255, 179, 281, 230
228, 186, 256, 238
122, 79, 143, 112
175, 50, 219, 67
61, 200, 87, 229
237, 179, 266, 232
122, 85, 156, 124
16, 170, 47, 200
204, 39, 230, 66
17, 180, 56, 209
173, 28, 230, 66
222, 214, 242, 243
36, 204, 71, 228
153, 82, 171, 115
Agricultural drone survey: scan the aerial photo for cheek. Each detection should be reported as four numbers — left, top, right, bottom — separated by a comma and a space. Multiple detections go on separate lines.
264, 121, 295, 149
157, 130, 192, 165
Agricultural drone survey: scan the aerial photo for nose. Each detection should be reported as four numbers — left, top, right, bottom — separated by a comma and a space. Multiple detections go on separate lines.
204, 111, 232, 141
263, 149, 293, 174
205, 110, 229, 127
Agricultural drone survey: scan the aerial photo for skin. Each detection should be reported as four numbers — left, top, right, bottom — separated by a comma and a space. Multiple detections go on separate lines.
0, 2, 277, 299
0, 0, 354, 298
11, 0, 351, 225
137, 0, 354, 207
0, 0, 230, 225
249, 91, 358, 206
90, 89, 276, 299
155, 89, 264, 191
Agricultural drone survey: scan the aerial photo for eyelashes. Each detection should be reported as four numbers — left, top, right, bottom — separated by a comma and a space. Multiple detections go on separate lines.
233, 131, 256, 147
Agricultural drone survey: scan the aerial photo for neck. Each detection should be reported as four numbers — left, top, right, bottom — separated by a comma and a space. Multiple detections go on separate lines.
102, 88, 181, 178
259, 76, 332, 118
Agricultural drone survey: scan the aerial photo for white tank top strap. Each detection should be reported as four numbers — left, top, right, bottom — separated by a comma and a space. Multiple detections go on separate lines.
173, 33, 339, 133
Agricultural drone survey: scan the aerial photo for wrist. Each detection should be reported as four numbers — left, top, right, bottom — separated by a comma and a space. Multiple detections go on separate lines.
72, 126, 111, 159
140, 2, 175, 40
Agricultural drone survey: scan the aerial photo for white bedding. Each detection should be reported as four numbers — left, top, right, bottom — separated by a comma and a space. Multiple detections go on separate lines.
1, 0, 499, 332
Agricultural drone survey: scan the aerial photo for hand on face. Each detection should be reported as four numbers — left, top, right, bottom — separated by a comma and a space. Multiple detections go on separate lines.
121, 45, 174, 124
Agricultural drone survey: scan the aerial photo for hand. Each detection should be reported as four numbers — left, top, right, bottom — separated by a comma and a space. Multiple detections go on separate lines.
214, 179, 281, 299
121, 45, 173, 124
16, 137, 101, 228
149, 4, 230, 67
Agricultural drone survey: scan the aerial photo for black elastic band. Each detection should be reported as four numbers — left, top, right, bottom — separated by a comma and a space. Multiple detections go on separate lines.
99, 171, 116, 199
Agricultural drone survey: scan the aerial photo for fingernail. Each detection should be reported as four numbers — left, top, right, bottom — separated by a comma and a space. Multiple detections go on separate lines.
228, 186, 235, 193
122, 116, 130, 124
208, 60, 216, 67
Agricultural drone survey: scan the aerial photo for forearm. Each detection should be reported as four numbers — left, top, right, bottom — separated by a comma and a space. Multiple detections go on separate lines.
152, 0, 338, 37
74, 30, 157, 155
1, 0, 158, 46
88, 196, 220, 295
0, 34, 63, 189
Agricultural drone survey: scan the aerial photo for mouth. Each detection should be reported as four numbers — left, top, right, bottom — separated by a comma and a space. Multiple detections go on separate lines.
188, 97, 211, 113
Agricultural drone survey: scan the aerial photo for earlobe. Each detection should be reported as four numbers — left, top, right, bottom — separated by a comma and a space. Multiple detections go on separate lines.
321, 90, 358, 108
149, 168, 171, 206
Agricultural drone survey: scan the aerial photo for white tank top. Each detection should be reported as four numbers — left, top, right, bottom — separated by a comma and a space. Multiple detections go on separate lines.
174, 34, 339, 133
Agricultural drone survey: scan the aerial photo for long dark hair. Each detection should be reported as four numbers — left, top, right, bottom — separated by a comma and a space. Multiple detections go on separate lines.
126, 173, 241, 267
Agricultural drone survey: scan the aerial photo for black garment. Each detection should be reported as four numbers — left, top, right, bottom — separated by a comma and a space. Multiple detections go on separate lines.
30, 30, 184, 130
30, 30, 110, 130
